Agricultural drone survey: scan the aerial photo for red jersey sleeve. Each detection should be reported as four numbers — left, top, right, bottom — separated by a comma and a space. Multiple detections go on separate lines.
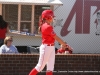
46, 26, 56, 37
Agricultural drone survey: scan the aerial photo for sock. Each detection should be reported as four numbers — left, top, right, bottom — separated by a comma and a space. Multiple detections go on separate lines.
46, 71, 53, 75
29, 68, 38, 75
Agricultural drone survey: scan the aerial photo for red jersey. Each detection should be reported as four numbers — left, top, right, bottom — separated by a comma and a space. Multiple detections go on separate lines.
0, 28, 7, 39
41, 23, 56, 44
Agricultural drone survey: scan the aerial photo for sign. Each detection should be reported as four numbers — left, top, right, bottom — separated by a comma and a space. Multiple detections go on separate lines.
61, 0, 100, 36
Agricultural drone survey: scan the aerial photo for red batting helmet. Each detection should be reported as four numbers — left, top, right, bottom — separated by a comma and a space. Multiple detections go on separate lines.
41, 10, 55, 20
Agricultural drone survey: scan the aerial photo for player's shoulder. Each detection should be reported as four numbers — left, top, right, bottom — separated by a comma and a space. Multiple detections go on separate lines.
47, 25, 53, 29
42, 23, 53, 31
43, 23, 52, 28
48, 25, 52, 27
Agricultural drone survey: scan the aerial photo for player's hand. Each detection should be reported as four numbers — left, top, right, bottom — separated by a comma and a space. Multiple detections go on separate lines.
66, 44, 73, 51
61, 44, 67, 50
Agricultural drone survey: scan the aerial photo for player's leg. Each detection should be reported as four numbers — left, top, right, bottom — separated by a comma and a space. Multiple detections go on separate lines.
35, 44, 54, 71
29, 68, 38, 75
29, 45, 47, 75
29, 44, 54, 75
46, 71, 53, 75
46, 46, 55, 75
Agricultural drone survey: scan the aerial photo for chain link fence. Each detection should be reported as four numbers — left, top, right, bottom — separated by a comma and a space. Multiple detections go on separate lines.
1, 0, 100, 53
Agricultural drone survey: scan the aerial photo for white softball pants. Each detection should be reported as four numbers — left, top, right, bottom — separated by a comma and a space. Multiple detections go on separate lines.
35, 44, 55, 72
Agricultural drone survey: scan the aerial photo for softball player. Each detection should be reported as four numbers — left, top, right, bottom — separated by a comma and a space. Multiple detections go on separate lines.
29, 10, 71, 75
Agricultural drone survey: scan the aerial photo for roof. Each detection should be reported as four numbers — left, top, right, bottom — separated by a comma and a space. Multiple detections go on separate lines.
0, 0, 63, 5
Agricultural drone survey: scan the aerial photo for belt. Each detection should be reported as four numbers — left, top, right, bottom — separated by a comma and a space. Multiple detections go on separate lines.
43, 43, 54, 46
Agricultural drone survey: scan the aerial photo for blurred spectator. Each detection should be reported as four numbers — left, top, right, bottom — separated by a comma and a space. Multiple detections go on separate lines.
0, 36, 19, 54
0, 15, 9, 46
57, 42, 73, 54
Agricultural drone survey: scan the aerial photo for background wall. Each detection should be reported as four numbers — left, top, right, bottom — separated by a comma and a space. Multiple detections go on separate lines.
54, 0, 100, 53
0, 54, 100, 75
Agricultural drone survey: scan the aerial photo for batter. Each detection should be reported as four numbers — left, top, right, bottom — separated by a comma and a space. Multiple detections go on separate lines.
29, 10, 71, 75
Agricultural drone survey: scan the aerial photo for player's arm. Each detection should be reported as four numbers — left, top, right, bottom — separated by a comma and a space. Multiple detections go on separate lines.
53, 35, 67, 49
47, 26, 66, 48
